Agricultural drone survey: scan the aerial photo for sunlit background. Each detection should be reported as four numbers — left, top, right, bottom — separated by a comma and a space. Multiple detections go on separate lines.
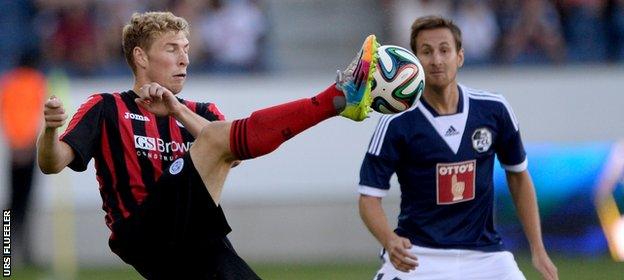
1, 0, 624, 279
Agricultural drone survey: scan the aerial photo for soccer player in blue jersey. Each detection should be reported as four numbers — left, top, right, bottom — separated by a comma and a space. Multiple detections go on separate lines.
37, 11, 378, 279
358, 16, 558, 280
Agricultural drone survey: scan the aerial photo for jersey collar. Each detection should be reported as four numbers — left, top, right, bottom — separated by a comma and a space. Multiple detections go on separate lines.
417, 85, 469, 154
418, 86, 464, 117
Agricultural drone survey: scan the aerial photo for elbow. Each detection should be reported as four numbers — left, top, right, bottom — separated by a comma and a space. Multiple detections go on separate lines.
359, 194, 381, 203
39, 166, 60, 175
359, 194, 381, 210
40, 168, 59, 175
38, 162, 63, 174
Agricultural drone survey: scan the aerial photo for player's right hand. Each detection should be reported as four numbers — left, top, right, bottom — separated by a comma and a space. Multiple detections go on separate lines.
135, 82, 183, 117
385, 234, 418, 272
43, 96, 68, 129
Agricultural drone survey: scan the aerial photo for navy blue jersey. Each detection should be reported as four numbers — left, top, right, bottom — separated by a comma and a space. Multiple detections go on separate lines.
359, 85, 527, 252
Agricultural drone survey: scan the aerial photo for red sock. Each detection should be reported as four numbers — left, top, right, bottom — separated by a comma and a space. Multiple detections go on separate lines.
230, 84, 343, 160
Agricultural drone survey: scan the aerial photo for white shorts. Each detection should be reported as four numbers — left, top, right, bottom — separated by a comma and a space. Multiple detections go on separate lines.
373, 245, 526, 280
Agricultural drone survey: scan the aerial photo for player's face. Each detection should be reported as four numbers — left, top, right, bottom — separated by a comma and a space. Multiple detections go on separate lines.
414, 28, 464, 90
144, 31, 189, 94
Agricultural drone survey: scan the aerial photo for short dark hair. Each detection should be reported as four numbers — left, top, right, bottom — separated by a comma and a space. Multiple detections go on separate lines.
410, 15, 462, 54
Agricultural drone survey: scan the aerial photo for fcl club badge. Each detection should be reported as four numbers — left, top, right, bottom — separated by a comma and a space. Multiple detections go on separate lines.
436, 160, 476, 204
472, 127, 492, 153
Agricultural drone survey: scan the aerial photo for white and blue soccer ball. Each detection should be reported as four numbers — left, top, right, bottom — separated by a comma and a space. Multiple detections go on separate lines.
371, 45, 425, 114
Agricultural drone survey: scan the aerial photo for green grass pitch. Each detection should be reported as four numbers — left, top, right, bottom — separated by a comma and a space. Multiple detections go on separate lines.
9, 255, 623, 279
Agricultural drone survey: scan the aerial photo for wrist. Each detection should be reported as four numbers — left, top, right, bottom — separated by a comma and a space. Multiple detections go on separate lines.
381, 232, 397, 249
530, 243, 546, 255
171, 103, 188, 118
44, 126, 58, 135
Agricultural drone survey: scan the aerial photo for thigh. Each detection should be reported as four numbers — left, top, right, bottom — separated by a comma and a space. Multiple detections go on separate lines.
112, 154, 233, 274
134, 239, 262, 280
190, 121, 235, 205
215, 243, 263, 280
459, 251, 526, 280
140, 153, 232, 244
373, 247, 458, 280
372, 246, 525, 280
128, 250, 217, 280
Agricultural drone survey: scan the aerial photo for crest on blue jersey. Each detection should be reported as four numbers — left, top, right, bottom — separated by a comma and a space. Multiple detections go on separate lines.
471, 128, 492, 153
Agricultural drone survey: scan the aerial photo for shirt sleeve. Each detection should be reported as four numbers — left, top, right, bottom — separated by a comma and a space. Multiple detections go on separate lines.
60, 94, 105, 172
185, 99, 225, 121
494, 98, 527, 172
359, 116, 402, 197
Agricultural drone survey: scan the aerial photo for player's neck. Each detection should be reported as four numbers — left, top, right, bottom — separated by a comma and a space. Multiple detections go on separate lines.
423, 83, 459, 115
133, 77, 155, 94
132, 83, 142, 94
133, 76, 148, 94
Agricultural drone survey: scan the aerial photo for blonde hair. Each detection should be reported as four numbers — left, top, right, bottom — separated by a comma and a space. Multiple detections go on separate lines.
122, 12, 190, 73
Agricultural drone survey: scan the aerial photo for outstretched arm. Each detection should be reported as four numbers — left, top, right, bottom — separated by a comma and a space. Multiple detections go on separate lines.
506, 170, 558, 280
37, 96, 75, 174
359, 194, 418, 272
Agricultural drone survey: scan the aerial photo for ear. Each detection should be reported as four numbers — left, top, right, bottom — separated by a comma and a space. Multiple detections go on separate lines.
457, 47, 465, 68
133, 46, 148, 70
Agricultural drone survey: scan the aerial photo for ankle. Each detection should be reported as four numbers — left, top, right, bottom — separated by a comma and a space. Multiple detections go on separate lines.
315, 84, 345, 114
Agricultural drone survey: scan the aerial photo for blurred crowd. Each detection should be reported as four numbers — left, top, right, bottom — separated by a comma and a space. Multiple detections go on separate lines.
386, 0, 624, 65
1, 0, 623, 77
0, 0, 268, 76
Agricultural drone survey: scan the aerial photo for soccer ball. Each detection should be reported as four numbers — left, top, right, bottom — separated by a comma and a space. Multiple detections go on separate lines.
371, 45, 425, 114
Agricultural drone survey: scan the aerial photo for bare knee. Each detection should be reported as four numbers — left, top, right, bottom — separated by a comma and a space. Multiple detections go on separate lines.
192, 121, 235, 161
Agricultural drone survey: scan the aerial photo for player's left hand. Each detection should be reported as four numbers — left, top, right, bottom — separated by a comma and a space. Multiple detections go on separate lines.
135, 83, 183, 117
532, 250, 558, 280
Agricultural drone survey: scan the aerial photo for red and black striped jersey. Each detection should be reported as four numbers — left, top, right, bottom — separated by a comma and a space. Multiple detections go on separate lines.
60, 90, 225, 232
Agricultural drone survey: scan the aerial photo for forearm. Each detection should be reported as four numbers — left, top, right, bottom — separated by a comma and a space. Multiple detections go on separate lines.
359, 195, 396, 248
37, 127, 73, 174
507, 171, 545, 253
173, 105, 210, 138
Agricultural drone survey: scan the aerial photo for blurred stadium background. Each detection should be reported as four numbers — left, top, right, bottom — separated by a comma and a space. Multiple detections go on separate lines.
1, 0, 624, 279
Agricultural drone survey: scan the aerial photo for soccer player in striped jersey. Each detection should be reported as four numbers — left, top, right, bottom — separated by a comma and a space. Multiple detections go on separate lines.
358, 16, 559, 280
37, 11, 379, 279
